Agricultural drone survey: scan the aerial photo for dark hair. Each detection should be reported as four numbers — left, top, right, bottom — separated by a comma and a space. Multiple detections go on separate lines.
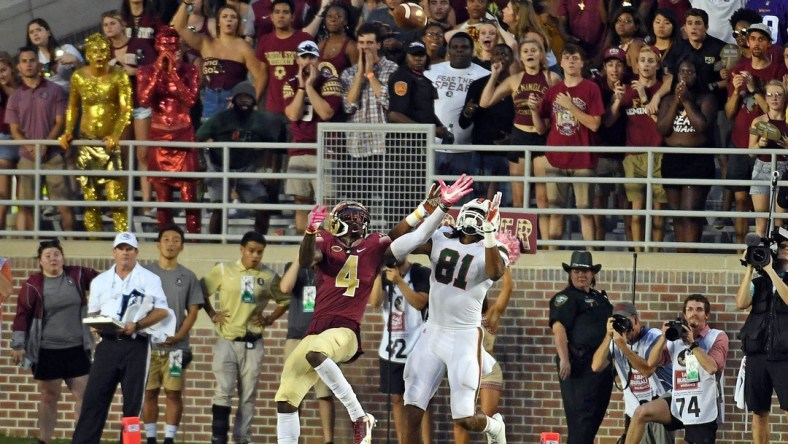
158, 224, 185, 243
356, 23, 380, 41
449, 31, 474, 48
685, 8, 709, 28
17, 45, 39, 59
672, 56, 707, 93
609, 6, 646, 46
684, 293, 710, 316
272, 0, 295, 14
493, 43, 513, 55
121, 0, 150, 23
649, 8, 681, 47
38, 239, 63, 259
729, 8, 762, 30
26, 18, 59, 57
241, 231, 267, 246
322, 2, 356, 39
562, 42, 586, 61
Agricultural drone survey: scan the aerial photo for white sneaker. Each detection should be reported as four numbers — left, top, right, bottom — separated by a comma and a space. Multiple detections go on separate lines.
487, 413, 506, 444
352, 413, 376, 444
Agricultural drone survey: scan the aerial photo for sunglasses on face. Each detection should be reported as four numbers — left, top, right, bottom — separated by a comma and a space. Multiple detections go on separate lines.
732, 29, 748, 38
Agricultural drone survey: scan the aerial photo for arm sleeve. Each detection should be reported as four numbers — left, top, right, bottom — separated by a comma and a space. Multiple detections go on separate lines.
390, 207, 447, 260
708, 331, 729, 373
387, 70, 411, 115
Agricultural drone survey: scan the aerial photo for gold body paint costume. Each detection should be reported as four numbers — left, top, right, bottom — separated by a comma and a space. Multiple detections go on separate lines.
59, 33, 132, 232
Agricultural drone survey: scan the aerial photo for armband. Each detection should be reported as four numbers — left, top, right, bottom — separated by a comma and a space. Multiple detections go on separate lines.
689, 341, 700, 351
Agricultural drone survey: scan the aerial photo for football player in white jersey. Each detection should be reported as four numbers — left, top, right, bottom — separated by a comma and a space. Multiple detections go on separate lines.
388, 175, 509, 444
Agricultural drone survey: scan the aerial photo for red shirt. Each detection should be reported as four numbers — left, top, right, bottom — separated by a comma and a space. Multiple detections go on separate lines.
256, 30, 312, 114
311, 231, 391, 325
282, 73, 342, 153
728, 59, 788, 148
622, 80, 664, 149
513, 71, 550, 127
539, 79, 604, 169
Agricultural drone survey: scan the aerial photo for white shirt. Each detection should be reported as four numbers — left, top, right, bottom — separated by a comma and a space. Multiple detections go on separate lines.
427, 226, 508, 329
689, 0, 746, 43
424, 62, 489, 151
89, 263, 169, 321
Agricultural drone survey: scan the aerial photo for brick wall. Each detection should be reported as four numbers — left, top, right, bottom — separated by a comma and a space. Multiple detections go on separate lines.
1, 246, 787, 443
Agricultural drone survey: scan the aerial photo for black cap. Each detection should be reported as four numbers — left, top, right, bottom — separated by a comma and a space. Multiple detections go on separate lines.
406, 41, 427, 55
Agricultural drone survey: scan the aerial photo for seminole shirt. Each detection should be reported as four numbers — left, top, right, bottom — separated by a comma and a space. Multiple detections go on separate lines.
145, 263, 204, 351
282, 72, 342, 150
424, 61, 490, 149
539, 79, 604, 170
256, 30, 312, 114
201, 259, 290, 340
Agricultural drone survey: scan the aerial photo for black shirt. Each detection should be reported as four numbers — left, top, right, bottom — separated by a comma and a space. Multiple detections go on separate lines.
388, 67, 442, 126
459, 74, 514, 152
549, 286, 613, 350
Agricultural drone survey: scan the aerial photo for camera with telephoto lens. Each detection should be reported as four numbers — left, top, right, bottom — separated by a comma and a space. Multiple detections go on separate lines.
611, 314, 633, 334
664, 317, 689, 341
744, 233, 774, 268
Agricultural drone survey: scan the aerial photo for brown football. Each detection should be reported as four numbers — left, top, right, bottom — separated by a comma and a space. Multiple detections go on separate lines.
393, 3, 428, 31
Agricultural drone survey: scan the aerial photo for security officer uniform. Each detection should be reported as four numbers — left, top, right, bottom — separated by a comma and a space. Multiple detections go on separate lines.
740, 272, 788, 412
549, 253, 614, 444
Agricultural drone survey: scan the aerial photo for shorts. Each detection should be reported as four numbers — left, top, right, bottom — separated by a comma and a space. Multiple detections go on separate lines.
744, 354, 788, 412
623, 153, 668, 203
146, 350, 185, 391
480, 361, 503, 391
33, 346, 91, 381
206, 160, 267, 203
284, 338, 331, 399
201, 87, 233, 122
508, 127, 545, 161
725, 153, 755, 193
594, 156, 623, 198
379, 358, 406, 394
660, 392, 718, 442
543, 165, 595, 209
17, 154, 71, 201
0, 133, 19, 162
285, 154, 318, 198
661, 152, 715, 190
750, 159, 788, 196
133, 106, 152, 120
403, 324, 483, 419
275, 328, 358, 407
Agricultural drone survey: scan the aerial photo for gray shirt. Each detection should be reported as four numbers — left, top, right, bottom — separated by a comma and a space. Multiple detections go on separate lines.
285, 262, 316, 340
145, 262, 204, 351
41, 273, 84, 349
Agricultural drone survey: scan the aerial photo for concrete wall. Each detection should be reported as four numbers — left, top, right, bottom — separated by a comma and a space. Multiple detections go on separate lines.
0, 242, 785, 443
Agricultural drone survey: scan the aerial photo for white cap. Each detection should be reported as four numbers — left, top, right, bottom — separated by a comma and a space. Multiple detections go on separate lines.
113, 232, 139, 249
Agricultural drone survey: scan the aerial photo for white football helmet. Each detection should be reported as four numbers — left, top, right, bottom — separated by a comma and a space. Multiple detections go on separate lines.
455, 198, 496, 236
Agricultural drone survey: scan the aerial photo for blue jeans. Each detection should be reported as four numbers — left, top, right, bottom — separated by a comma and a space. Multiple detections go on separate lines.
201, 88, 233, 122
473, 151, 512, 206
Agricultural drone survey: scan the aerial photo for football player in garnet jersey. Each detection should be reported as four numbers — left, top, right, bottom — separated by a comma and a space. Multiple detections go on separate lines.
388, 188, 509, 444
274, 177, 474, 444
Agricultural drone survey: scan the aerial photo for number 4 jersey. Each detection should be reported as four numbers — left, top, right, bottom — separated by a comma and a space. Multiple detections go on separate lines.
428, 227, 509, 329
312, 231, 391, 325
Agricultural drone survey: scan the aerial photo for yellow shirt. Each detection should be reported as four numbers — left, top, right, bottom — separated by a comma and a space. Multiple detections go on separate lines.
202, 259, 290, 340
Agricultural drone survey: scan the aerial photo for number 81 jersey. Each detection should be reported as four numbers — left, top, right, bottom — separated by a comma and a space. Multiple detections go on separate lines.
428, 227, 509, 329
313, 231, 390, 324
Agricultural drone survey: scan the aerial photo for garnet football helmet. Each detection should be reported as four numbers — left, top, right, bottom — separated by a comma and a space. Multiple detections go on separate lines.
329, 201, 370, 237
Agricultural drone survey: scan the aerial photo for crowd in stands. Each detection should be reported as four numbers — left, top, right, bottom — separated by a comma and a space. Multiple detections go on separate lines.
0, 0, 787, 249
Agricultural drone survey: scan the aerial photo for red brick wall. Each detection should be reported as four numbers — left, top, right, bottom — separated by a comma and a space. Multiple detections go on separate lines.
2, 251, 787, 443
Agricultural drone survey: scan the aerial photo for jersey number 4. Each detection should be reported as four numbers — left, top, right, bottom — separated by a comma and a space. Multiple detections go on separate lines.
434, 249, 475, 290
676, 395, 701, 418
336, 255, 360, 297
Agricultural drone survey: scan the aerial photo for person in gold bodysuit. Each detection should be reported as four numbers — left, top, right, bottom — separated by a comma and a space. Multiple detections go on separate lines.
59, 32, 132, 232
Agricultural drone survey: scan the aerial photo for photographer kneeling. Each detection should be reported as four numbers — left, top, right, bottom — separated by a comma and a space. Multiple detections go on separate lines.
737, 234, 788, 444
625, 294, 729, 444
591, 302, 673, 444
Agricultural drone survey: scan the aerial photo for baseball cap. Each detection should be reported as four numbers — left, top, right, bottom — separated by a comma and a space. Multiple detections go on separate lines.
406, 41, 427, 55
746, 23, 772, 41
231, 81, 256, 100
296, 40, 320, 57
113, 232, 139, 249
612, 301, 638, 317
603, 47, 626, 63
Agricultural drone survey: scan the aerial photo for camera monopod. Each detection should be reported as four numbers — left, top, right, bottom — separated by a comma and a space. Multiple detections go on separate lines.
768, 170, 780, 236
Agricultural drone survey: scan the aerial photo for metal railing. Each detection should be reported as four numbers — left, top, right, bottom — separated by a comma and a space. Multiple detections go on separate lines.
1, 124, 784, 250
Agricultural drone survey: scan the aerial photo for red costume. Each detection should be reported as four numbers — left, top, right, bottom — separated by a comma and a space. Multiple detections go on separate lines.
137, 26, 201, 233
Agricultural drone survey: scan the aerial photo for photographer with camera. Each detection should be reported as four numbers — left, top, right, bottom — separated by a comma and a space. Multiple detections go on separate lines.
591, 302, 673, 444
549, 251, 614, 444
736, 234, 788, 444
625, 294, 729, 444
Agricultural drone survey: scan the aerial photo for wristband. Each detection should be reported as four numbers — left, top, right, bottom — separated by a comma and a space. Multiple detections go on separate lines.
405, 204, 428, 227
689, 341, 699, 351
483, 221, 497, 248
305, 228, 318, 235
